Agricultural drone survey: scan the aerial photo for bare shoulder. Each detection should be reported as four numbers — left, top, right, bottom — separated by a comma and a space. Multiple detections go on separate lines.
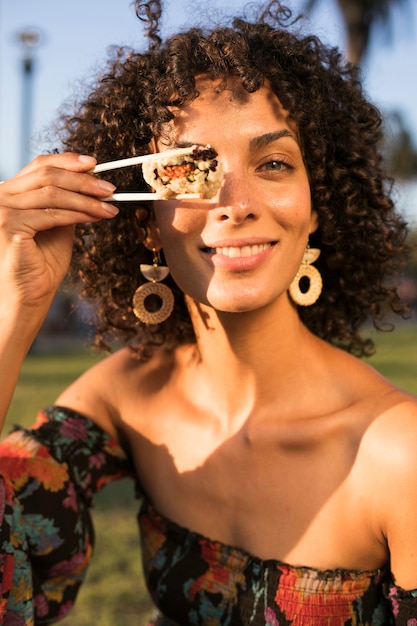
324, 340, 417, 490
361, 385, 417, 452
55, 346, 175, 440
353, 384, 417, 588
350, 356, 417, 465
375, 394, 417, 589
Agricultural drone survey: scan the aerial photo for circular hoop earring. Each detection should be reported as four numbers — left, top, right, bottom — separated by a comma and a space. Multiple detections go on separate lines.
132, 249, 174, 324
132, 282, 174, 324
288, 246, 323, 307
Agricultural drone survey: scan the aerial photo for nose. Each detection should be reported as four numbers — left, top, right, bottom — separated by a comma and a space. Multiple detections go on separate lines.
212, 173, 260, 224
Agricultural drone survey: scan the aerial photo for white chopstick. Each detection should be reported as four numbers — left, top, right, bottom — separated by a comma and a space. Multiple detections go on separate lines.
103, 192, 202, 202
92, 145, 198, 174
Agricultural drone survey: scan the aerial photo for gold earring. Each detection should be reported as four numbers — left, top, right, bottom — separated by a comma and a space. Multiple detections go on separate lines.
132, 249, 174, 324
288, 245, 322, 306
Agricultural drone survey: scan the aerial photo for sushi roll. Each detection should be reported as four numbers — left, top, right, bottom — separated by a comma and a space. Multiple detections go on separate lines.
142, 145, 223, 199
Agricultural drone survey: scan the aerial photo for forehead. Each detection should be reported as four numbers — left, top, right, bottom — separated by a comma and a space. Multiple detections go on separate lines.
161, 77, 295, 144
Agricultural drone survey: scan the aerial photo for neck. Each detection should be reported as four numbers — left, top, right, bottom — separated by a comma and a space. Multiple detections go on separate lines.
185, 295, 321, 426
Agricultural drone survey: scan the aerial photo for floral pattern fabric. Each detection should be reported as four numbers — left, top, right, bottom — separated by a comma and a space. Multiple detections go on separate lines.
139, 483, 417, 625
140, 500, 393, 625
0, 406, 133, 624
1, 405, 417, 625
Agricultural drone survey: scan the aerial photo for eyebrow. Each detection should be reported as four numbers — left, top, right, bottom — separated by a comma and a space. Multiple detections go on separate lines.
170, 141, 197, 149
249, 130, 297, 151
168, 129, 297, 152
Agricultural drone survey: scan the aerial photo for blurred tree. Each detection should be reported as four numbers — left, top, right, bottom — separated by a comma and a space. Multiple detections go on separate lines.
304, 0, 411, 65
305, 0, 417, 294
400, 228, 417, 311
304, 0, 417, 181
385, 111, 417, 180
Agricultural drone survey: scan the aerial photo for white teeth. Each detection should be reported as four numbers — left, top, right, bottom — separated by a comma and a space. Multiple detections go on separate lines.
213, 243, 271, 257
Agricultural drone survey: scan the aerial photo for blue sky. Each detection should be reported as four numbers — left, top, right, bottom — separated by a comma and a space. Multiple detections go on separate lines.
1, 0, 416, 220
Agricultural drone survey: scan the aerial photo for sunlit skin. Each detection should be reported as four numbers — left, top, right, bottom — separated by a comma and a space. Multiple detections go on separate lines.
3, 77, 417, 588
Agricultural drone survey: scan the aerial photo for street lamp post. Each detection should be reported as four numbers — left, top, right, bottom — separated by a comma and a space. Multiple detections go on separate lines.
16, 29, 41, 168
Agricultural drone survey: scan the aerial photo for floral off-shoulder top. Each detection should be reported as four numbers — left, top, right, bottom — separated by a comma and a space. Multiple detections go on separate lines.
0, 405, 416, 625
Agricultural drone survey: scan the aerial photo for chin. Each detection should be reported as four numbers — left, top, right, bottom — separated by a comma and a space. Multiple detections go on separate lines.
187, 284, 285, 315
207, 295, 271, 314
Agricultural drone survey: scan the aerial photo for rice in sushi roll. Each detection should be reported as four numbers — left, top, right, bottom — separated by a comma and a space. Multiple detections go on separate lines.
142, 145, 223, 199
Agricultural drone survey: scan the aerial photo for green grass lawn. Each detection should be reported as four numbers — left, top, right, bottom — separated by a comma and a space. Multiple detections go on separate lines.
365, 323, 417, 395
2, 322, 417, 624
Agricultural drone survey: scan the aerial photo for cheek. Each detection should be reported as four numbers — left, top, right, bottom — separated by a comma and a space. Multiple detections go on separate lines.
154, 207, 206, 272
271, 200, 312, 233
279, 181, 312, 229
154, 200, 210, 247
156, 232, 191, 294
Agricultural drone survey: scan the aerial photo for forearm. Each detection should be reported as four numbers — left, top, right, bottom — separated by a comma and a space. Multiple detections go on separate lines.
0, 300, 50, 433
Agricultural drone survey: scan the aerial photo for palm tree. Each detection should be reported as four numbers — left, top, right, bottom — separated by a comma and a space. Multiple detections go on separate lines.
304, 0, 411, 65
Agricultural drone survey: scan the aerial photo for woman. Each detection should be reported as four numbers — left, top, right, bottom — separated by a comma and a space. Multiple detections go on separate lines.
0, 1, 416, 624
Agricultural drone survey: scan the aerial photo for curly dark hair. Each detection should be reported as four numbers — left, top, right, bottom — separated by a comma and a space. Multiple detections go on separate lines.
59, 0, 410, 358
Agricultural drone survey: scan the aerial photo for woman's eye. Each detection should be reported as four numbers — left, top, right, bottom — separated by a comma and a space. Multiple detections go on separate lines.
257, 159, 293, 172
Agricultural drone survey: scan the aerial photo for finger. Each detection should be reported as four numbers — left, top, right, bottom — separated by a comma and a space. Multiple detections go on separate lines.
0, 185, 119, 235
2, 164, 116, 201
0, 192, 119, 231
1, 206, 117, 243
16, 152, 97, 178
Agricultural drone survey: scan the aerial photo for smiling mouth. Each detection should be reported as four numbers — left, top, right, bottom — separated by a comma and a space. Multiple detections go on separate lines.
204, 243, 274, 258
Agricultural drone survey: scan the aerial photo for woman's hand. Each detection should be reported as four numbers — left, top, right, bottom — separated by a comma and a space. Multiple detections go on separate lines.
0, 152, 119, 431
0, 152, 118, 312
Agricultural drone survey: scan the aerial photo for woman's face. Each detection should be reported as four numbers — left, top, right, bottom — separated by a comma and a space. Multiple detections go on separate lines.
152, 77, 318, 314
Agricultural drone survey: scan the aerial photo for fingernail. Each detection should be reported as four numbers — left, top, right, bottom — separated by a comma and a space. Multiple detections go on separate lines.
97, 179, 117, 193
78, 155, 97, 165
102, 203, 119, 216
